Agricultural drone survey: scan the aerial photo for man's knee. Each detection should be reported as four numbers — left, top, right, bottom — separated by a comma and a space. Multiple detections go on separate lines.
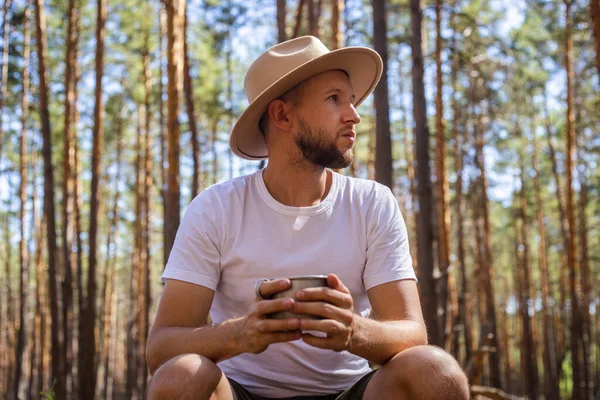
147, 354, 223, 400
384, 345, 469, 398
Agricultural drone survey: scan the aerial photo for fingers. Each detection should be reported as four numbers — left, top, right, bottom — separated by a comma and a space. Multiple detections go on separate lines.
258, 278, 291, 299
252, 297, 295, 317
266, 331, 303, 344
299, 318, 345, 335
301, 333, 331, 349
256, 317, 301, 333
327, 273, 350, 294
292, 301, 353, 322
295, 287, 353, 309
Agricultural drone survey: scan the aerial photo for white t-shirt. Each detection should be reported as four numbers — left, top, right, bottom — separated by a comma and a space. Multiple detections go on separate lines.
161, 169, 416, 397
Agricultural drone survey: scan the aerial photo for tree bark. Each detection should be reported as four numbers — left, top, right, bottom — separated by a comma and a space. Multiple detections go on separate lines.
564, 2, 582, 398
72, 61, 83, 400
164, 0, 185, 262
372, 0, 392, 189
61, 0, 78, 392
449, 33, 471, 366
277, 0, 287, 42
3, 213, 15, 395
434, 0, 450, 348
184, 12, 200, 199
516, 124, 539, 400
543, 85, 568, 369
410, 0, 437, 344
33, 0, 65, 397
331, 0, 343, 49
14, 5, 30, 398
397, 56, 417, 267
0, 0, 13, 163
577, 136, 592, 400
81, 0, 107, 397
159, 6, 168, 267
99, 94, 124, 400
27, 146, 41, 399
140, 40, 153, 396
531, 118, 559, 400
308, 0, 319, 37
127, 106, 144, 400
474, 108, 501, 388
293, 0, 306, 38
591, 0, 600, 81
212, 119, 219, 184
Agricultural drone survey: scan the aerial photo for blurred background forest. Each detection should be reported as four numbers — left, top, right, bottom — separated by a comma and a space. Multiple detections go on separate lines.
0, 0, 598, 398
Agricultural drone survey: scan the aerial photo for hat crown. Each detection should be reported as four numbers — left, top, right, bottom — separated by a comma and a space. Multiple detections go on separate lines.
244, 36, 330, 102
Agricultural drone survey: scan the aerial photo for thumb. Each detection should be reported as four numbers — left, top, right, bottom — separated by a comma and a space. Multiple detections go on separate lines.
328, 273, 349, 294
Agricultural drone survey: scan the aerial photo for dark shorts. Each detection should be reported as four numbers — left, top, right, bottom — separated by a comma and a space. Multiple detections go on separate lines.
227, 369, 377, 400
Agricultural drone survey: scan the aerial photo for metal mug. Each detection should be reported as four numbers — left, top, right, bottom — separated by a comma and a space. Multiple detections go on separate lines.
267, 275, 328, 320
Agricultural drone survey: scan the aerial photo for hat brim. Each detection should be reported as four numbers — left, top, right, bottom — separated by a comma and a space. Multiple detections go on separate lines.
230, 47, 383, 160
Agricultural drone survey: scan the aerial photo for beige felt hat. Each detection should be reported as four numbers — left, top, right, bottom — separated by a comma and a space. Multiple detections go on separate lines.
230, 36, 383, 160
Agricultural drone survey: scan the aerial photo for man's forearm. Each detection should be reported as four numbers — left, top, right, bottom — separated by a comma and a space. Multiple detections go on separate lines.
349, 316, 428, 366
146, 317, 244, 374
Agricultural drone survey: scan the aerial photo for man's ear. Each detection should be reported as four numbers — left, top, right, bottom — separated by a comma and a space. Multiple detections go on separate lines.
268, 99, 293, 132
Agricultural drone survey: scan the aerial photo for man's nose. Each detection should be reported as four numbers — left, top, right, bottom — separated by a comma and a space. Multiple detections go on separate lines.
344, 104, 361, 125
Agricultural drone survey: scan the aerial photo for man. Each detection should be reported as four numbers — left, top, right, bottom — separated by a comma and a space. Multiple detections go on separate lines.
146, 36, 469, 399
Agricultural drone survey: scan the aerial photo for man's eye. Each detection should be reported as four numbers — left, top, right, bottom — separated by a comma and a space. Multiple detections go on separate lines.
328, 95, 338, 102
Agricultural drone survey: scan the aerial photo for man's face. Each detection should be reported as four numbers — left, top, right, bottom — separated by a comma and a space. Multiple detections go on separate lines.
291, 70, 361, 169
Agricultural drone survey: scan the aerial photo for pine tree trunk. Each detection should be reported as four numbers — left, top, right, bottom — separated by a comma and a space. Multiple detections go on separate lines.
308, 0, 318, 37
512, 208, 525, 395
139, 44, 153, 397
212, 119, 218, 184
27, 147, 40, 399
543, 85, 569, 369
470, 191, 486, 386
591, 0, 600, 80
226, 17, 234, 180
449, 38, 471, 365
164, 0, 185, 261
72, 71, 83, 400
367, 102, 375, 181
577, 147, 592, 399
80, 0, 106, 397
564, 2, 582, 398
183, 12, 200, 199
434, 0, 451, 348
159, 6, 168, 267
474, 110, 501, 388
410, 0, 437, 344
14, 6, 30, 397
33, 0, 65, 397
331, 0, 343, 49
61, 0, 78, 393
4, 214, 15, 395
501, 275, 513, 393
277, 0, 286, 42
33, 215, 47, 399
98, 93, 124, 400
397, 57, 417, 267
127, 107, 144, 400
516, 125, 539, 399
371, 0, 392, 189
0, 0, 12, 162
293, 0, 306, 38
532, 119, 559, 400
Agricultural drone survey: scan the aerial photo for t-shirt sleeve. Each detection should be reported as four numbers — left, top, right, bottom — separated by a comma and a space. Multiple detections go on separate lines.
363, 186, 416, 291
161, 189, 221, 291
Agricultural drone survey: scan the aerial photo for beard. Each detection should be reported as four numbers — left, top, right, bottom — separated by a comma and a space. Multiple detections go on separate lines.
295, 117, 354, 170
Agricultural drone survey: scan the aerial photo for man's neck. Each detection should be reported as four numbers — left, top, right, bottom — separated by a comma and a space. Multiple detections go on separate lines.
262, 159, 331, 207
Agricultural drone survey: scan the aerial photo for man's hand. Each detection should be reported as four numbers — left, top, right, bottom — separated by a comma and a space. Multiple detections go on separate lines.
292, 274, 355, 352
238, 279, 302, 354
